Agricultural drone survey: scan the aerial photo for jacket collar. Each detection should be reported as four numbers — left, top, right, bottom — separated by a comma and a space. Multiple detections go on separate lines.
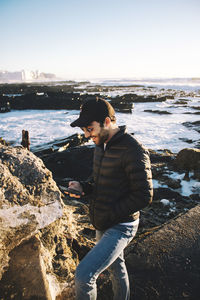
98, 125, 127, 150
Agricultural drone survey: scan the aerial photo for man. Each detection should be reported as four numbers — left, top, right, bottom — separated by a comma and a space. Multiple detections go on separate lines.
69, 97, 153, 300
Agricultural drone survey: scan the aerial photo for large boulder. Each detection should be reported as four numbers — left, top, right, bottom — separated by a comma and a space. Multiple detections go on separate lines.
0, 145, 62, 282
125, 205, 200, 300
0, 144, 94, 300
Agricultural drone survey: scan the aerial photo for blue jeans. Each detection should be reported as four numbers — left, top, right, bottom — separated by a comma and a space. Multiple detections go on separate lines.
75, 220, 139, 300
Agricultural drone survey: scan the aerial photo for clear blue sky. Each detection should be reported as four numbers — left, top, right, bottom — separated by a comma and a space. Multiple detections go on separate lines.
0, 0, 199, 79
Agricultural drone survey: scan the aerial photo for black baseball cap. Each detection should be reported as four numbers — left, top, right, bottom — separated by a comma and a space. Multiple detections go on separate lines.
70, 97, 116, 128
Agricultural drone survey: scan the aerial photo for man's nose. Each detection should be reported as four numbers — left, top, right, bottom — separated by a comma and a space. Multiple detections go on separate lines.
84, 131, 91, 138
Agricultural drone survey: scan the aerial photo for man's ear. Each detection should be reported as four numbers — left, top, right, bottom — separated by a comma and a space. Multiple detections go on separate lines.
104, 117, 111, 127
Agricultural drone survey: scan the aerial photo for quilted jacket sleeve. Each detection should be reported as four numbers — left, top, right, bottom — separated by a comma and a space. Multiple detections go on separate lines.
111, 146, 153, 221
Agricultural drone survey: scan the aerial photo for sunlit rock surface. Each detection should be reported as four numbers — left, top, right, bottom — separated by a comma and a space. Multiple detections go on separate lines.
0, 144, 94, 300
0, 145, 62, 297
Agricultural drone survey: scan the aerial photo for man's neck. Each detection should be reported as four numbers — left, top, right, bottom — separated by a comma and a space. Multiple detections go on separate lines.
105, 126, 120, 144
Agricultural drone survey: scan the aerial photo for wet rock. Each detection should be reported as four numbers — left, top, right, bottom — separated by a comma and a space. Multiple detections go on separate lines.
0, 95, 10, 113
1, 80, 179, 113
163, 177, 181, 189
144, 109, 171, 114
182, 120, 200, 133
179, 137, 194, 144
110, 99, 134, 113
9, 92, 82, 110
32, 133, 89, 157
174, 99, 188, 105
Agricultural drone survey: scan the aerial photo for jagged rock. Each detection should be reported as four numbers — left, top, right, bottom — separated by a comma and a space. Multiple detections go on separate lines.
0, 145, 62, 281
0, 144, 96, 299
0, 236, 52, 300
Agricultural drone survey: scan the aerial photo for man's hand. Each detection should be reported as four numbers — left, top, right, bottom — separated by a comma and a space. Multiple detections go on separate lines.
68, 181, 84, 196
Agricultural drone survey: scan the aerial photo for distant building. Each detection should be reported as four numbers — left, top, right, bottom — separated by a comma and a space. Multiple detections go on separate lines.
0, 70, 56, 83
0, 71, 23, 82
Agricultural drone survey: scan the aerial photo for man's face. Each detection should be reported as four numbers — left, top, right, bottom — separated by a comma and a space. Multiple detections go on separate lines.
81, 121, 109, 146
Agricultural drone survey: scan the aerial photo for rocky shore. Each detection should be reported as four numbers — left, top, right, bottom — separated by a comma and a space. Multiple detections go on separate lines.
0, 133, 200, 299
0, 81, 199, 115
1, 80, 199, 152
0, 81, 200, 299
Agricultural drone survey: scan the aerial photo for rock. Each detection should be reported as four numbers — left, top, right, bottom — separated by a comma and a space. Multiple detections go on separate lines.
3, 136, 197, 299
144, 109, 171, 115
182, 121, 200, 133
163, 177, 181, 189
32, 133, 89, 157
110, 99, 134, 113
0, 95, 10, 113
0, 137, 9, 146
125, 204, 200, 300
40, 145, 94, 182
175, 148, 200, 180
9, 92, 82, 110
149, 149, 175, 163
0, 236, 52, 299
174, 99, 188, 105
0, 145, 62, 280
0, 144, 96, 299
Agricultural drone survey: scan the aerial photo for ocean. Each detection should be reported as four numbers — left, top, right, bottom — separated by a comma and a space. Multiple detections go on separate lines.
0, 78, 200, 153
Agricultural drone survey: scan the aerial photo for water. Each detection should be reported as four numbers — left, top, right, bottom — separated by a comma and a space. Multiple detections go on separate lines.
0, 78, 200, 153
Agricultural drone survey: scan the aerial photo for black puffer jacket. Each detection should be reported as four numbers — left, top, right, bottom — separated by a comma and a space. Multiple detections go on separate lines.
84, 126, 153, 231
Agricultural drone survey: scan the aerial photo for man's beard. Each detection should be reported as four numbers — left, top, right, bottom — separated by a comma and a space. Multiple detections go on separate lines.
92, 127, 109, 145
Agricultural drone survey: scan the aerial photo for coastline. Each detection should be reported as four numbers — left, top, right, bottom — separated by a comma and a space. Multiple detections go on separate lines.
0, 79, 200, 153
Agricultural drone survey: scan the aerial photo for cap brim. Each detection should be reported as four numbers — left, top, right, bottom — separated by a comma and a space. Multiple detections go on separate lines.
70, 116, 92, 128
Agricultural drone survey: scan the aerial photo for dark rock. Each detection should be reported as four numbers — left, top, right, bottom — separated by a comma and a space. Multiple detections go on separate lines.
125, 205, 200, 300
191, 106, 200, 111
175, 148, 200, 172
0, 137, 9, 146
153, 187, 188, 202
0, 95, 10, 113
9, 91, 82, 110
179, 137, 194, 144
149, 149, 175, 163
40, 145, 94, 181
144, 109, 171, 114
110, 99, 134, 113
182, 120, 200, 133
164, 177, 182, 189
174, 99, 188, 105
32, 133, 89, 156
